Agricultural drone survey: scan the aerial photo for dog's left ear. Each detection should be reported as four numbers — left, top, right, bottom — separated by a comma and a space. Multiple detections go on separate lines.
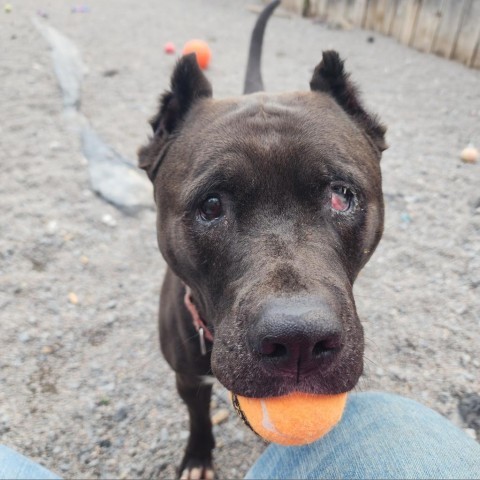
310, 51, 387, 153
138, 54, 213, 180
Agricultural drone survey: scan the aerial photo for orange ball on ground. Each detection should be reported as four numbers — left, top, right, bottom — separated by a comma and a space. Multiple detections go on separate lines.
232, 392, 347, 446
182, 39, 211, 69
164, 41, 176, 54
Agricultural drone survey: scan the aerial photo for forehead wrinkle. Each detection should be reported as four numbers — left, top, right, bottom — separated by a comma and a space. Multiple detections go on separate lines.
226, 93, 301, 120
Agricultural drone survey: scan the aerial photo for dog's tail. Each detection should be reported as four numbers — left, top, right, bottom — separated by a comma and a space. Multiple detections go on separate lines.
243, 0, 281, 94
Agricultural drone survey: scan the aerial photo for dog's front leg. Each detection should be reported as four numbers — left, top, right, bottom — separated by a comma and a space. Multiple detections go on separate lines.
176, 372, 215, 480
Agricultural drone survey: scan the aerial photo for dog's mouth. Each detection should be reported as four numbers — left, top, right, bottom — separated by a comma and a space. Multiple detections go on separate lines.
209, 309, 364, 398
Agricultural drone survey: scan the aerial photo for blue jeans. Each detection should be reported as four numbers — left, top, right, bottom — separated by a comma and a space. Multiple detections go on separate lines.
0, 446, 60, 480
1, 393, 479, 479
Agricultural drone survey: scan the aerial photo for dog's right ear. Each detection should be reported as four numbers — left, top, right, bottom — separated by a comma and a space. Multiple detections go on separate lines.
310, 51, 387, 153
138, 54, 212, 180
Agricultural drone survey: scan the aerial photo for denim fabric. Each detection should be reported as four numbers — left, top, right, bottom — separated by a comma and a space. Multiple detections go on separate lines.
0, 445, 60, 480
245, 392, 480, 479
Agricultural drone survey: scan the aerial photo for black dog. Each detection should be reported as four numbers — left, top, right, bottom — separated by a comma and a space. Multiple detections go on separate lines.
139, 1, 386, 478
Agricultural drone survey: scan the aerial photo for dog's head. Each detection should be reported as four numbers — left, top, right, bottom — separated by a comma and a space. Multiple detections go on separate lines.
139, 52, 386, 397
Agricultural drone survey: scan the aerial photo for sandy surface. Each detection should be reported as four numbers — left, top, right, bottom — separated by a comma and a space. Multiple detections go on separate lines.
1, 0, 479, 478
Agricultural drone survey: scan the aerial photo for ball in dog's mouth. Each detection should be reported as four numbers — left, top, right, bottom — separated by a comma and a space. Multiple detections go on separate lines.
231, 391, 347, 446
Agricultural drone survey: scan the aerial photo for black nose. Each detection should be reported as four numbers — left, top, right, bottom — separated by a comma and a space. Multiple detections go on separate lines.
248, 297, 343, 376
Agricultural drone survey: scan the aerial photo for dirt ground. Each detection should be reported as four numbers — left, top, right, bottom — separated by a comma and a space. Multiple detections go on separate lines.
1, 0, 479, 478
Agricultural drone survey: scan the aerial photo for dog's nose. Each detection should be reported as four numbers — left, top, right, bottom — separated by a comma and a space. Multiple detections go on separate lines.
248, 297, 343, 376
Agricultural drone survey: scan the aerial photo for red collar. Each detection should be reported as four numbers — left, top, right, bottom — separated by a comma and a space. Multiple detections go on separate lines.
183, 285, 214, 355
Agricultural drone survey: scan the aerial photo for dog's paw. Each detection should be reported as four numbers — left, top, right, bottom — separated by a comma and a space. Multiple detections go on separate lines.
179, 456, 214, 480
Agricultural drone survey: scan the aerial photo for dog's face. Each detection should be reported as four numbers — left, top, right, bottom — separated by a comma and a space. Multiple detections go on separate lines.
140, 53, 386, 397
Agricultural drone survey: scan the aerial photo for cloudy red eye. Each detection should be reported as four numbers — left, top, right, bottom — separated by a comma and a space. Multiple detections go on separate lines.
331, 185, 353, 212
199, 195, 223, 222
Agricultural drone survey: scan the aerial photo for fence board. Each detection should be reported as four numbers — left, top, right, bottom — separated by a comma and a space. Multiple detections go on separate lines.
312, 0, 327, 18
352, 0, 369, 26
364, 0, 376, 29
432, 0, 467, 58
344, 0, 358, 24
390, 0, 409, 40
401, 0, 422, 45
380, 0, 400, 35
281, 0, 303, 15
326, 0, 348, 23
451, 0, 480, 65
374, 0, 389, 32
411, 0, 444, 52
472, 35, 480, 68
365, 0, 386, 31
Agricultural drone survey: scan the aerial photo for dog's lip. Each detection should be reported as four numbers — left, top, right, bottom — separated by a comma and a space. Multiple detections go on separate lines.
232, 389, 350, 400
228, 382, 349, 398
217, 365, 353, 397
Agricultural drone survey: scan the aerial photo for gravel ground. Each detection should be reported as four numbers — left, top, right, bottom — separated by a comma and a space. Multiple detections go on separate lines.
1, 0, 479, 478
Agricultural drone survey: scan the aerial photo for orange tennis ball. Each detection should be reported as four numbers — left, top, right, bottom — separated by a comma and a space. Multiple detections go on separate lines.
232, 392, 347, 446
182, 39, 211, 70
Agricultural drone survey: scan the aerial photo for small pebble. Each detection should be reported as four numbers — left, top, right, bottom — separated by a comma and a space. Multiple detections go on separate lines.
106, 300, 117, 309
68, 292, 79, 305
18, 332, 31, 343
98, 438, 112, 448
101, 382, 116, 392
80, 255, 89, 265
234, 430, 245, 442
46, 220, 58, 234
400, 212, 412, 224
104, 314, 117, 326
113, 406, 128, 422
103, 69, 119, 77
212, 408, 229, 425
460, 145, 478, 164
101, 214, 117, 227
160, 427, 169, 443
464, 428, 477, 440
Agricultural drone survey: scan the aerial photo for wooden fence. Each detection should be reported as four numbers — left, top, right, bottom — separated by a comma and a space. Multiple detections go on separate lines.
280, 0, 480, 69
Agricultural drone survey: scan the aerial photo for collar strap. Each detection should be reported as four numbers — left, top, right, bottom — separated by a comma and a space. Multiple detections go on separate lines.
183, 285, 214, 355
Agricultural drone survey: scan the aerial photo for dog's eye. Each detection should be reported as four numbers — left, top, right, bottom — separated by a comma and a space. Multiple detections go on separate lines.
199, 195, 223, 222
331, 185, 353, 212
